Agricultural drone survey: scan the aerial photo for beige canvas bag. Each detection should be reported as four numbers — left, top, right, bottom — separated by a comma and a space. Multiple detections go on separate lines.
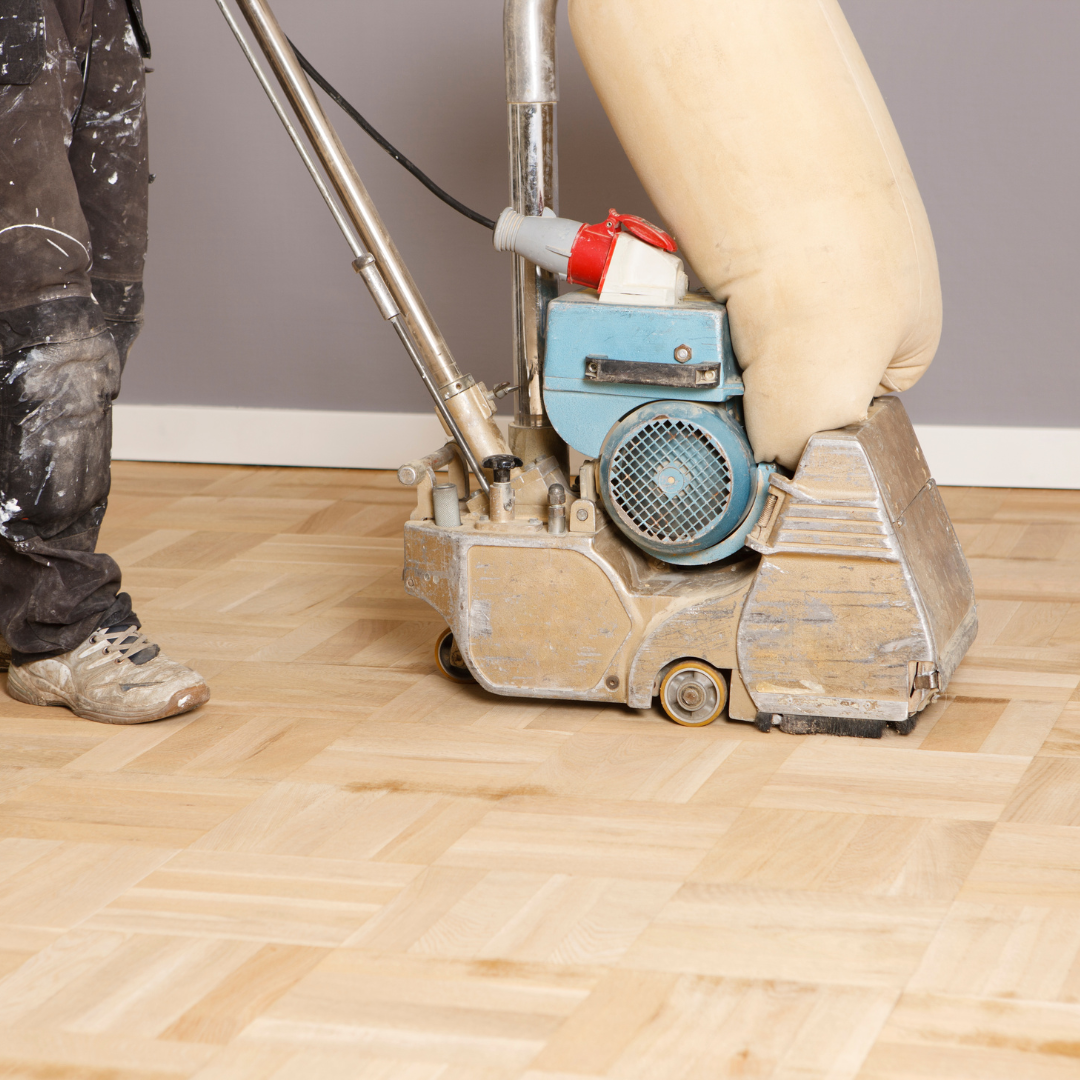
569, 0, 941, 468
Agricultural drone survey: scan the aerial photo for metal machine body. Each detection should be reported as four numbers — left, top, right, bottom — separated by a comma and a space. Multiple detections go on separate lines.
740, 396, 975, 731
223, 0, 977, 735
404, 394, 975, 736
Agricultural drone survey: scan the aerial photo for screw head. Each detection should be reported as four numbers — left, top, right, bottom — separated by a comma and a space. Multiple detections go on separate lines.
674, 344, 692, 363
605, 675, 620, 690
576, 508, 589, 521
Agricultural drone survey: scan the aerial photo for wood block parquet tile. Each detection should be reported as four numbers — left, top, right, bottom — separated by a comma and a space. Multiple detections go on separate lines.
1, 465, 1079, 1077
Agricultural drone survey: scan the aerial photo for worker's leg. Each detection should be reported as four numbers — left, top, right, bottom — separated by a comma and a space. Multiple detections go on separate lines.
69, 0, 150, 371
0, 0, 136, 662
0, 297, 132, 663
2, 2, 207, 723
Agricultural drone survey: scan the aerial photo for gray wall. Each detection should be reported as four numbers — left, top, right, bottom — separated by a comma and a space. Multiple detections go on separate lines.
129, 0, 1080, 428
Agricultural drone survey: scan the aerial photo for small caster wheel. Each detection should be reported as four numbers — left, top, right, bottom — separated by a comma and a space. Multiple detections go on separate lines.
659, 660, 727, 727
434, 627, 474, 684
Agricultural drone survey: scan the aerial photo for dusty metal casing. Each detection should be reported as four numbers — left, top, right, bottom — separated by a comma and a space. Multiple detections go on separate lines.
405, 514, 756, 707
739, 395, 976, 728
405, 397, 976, 729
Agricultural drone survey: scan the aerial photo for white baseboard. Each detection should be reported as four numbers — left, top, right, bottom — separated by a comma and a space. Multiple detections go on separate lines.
914, 424, 1080, 490
111, 404, 1080, 490
112, 404, 460, 471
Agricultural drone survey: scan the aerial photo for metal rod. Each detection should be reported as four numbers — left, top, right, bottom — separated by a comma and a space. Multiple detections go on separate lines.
214, 0, 365, 259
504, 0, 559, 431
398, 442, 457, 487
216, 0, 492, 492
508, 103, 557, 427
352, 253, 489, 491
233, 0, 462, 392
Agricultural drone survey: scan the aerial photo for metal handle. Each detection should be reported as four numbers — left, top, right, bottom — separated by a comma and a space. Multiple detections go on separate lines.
213, 0, 366, 259
232, 0, 459, 390
583, 357, 722, 389
216, 0, 503, 491
398, 443, 459, 487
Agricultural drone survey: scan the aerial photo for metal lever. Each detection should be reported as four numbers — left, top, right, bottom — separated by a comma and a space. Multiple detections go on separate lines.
397, 443, 459, 487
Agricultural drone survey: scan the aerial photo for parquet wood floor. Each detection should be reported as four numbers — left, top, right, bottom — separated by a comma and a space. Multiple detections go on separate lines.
1, 464, 1078, 1079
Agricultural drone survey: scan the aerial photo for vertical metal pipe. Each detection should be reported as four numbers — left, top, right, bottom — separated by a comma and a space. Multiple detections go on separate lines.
504, 0, 560, 434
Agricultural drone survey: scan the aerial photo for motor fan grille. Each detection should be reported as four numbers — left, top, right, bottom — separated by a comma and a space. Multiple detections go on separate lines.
607, 416, 733, 545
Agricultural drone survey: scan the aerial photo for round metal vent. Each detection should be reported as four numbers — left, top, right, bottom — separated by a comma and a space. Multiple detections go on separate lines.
607, 415, 733, 545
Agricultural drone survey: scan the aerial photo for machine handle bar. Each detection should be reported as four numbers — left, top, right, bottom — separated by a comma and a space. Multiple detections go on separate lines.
214, 0, 493, 492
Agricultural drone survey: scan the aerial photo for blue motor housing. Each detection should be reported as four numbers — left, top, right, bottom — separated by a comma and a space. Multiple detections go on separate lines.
544, 290, 774, 565
598, 399, 767, 564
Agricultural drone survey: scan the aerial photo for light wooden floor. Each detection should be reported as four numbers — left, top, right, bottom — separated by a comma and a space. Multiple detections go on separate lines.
0, 465, 1078, 1079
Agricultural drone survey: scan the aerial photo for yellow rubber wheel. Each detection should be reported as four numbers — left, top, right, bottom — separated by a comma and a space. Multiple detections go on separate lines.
659, 660, 727, 727
434, 627, 474, 684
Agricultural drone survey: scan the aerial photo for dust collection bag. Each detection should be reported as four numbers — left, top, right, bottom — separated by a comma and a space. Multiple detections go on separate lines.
568, 0, 942, 468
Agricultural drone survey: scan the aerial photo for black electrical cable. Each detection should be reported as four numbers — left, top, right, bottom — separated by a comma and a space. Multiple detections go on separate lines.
287, 38, 497, 231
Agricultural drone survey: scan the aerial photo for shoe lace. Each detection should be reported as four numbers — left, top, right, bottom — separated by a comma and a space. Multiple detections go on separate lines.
78, 624, 161, 669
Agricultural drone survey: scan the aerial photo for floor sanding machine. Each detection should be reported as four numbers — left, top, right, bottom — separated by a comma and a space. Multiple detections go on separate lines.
220, 0, 976, 736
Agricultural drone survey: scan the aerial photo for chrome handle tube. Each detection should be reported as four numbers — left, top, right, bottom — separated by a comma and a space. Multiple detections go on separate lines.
504, 0, 560, 432
233, 0, 462, 396
214, 0, 366, 260
221, 0, 510, 490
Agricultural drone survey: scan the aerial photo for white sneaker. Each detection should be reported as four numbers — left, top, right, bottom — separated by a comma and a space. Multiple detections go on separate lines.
6, 624, 209, 724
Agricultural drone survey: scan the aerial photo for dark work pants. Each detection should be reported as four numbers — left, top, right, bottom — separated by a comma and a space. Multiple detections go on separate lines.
0, 0, 148, 664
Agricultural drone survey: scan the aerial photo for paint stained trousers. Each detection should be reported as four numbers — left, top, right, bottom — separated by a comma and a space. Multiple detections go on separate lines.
0, 0, 149, 663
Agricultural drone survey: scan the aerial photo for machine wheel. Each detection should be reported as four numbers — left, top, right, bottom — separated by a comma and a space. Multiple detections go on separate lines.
434, 628, 475, 684
659, 661, 727, 727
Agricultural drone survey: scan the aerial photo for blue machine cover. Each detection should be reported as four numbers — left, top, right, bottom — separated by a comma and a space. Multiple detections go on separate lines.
543, 290, 744, 458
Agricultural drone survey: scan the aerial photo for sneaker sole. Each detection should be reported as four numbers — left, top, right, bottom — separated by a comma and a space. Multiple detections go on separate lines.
5, 670, 210, 725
